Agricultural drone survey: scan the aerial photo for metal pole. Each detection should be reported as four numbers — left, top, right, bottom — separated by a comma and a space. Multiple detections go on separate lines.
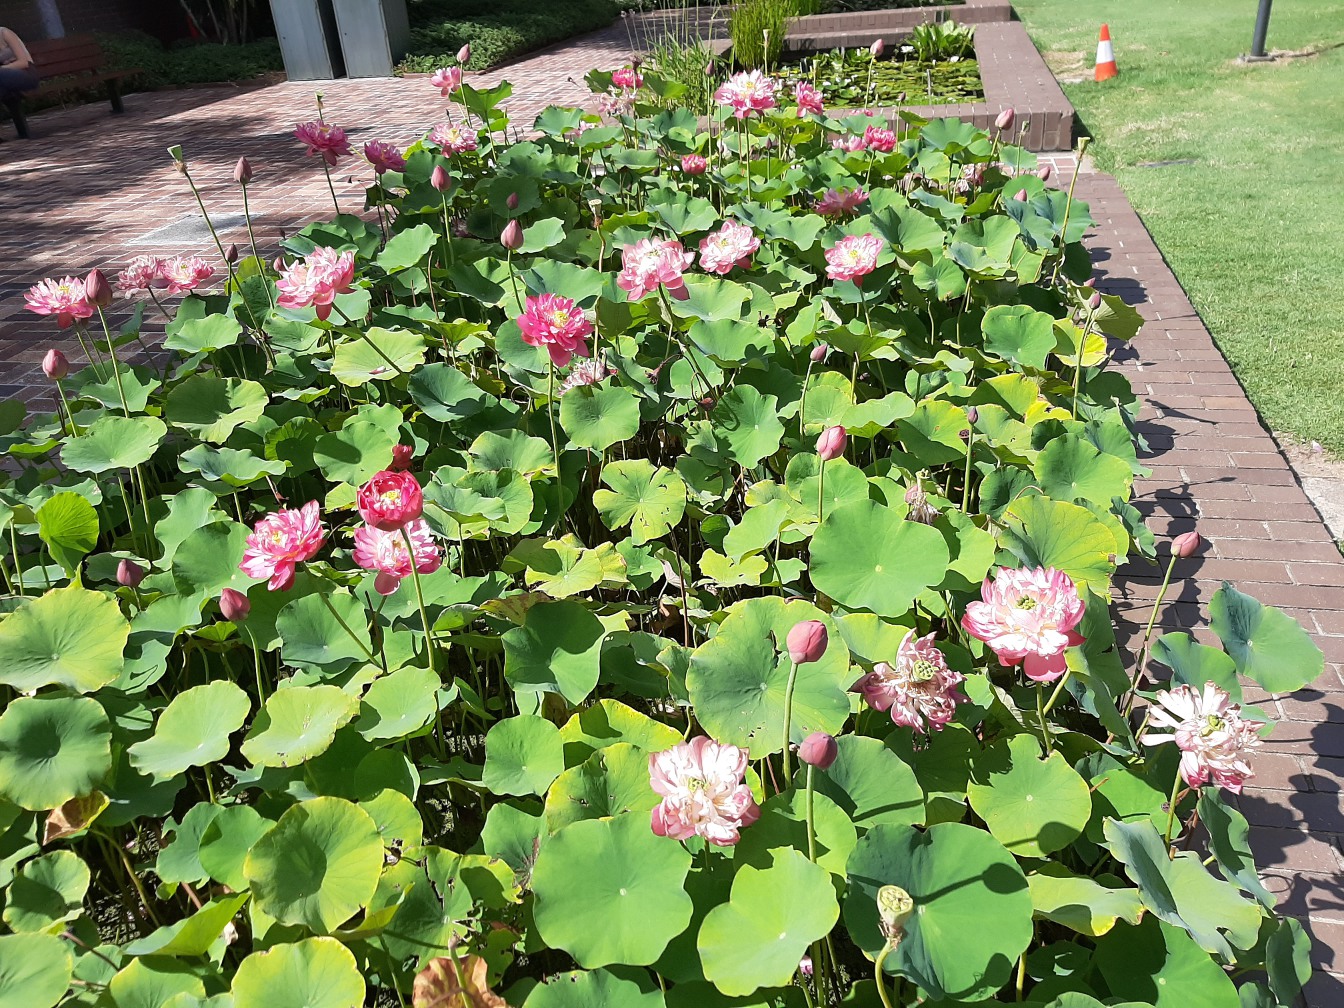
1251, 0, 1274, 58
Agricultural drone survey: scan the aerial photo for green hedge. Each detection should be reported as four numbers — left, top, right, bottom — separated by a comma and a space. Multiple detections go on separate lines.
400, 0, 621, 73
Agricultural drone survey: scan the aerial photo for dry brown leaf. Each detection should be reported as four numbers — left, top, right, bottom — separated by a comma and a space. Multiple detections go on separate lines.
412, 954, 509, 1008
43, 792, 109, 845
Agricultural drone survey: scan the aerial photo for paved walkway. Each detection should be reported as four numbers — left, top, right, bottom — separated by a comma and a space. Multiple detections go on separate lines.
1, 22, 1341, 1005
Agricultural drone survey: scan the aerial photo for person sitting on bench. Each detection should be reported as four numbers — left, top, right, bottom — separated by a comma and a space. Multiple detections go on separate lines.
0, 27, 39, 139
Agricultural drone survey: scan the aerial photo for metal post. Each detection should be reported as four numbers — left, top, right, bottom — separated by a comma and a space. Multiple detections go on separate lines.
1251, 0, 1274, 58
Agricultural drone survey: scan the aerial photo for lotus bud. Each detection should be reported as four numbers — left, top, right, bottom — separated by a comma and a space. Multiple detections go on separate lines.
816, 425, 847, 461
870, 38, 885, 58
680, 154, 707, 175
1088, 292, 1102, 310
225, 243, 239, 264
810, 343, 828, 362
430, 164, 451, 192
219, 588, 251, 622
705, 60, 715, 77
1083, 277, 1096, 288
799, 955, 814, 977
117, 559, 145, 588
457, 43, 471, 64
234, 156, 254, 184
1013, 188, 1028, 201
500, 219, 524, 251
798, 732, 838, 770
995, 107, 1015, 131
966, 406, 979, 425
877, 885, 915, 945
42, 349, 69, 380
1173, 530, 1201, 558
506, 191, 520, 210
1036, 164, 1053, 182
84, 269, 114, 308
786, 620, 828, 665
390, 444, 415, 471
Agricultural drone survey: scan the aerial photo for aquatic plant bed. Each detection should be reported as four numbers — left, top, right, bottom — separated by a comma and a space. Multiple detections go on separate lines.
770, 48, 985, 107
792, 0, 1013, 41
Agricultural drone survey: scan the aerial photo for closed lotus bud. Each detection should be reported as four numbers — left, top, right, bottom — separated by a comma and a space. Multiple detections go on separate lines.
995, 107, 1015, 131
42, 349, 69, 380
84, 269, 113, 308
1173, 530, 1202, 558
506, 191, 520, 210
219, 588, 251, 622
878, 885, 915, 944
810, 343, 828, 362
870, 38, 885, 58
1089, 292, 1103, 310
1037, 164, 1053, 182
117, 559, 145, 588
225, 243, 239, 264
798, 732, 838, 770
1083, 277, 1096, 288
786, 620, 828, 665
705, 60, 715, 76
500, 219, 524, 251
966, 406, 979, 425
390, 444, 415, 471
430, 164, 451, 192
234, 156, 253, 184
816, 425, 847, 461
457, 43, 471, 64
1013, 188, 1028, 201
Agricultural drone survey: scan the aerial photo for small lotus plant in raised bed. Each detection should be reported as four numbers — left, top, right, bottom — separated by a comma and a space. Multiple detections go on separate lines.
0, 55, 1322, 1008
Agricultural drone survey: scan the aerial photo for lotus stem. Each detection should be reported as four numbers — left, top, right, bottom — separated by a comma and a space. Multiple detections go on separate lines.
401, 527, 438, 676
95, 307, 131, 418
780, 659, 800, 784
1122, 548, 1179, 718
1051, 137, 1090, 285
1163, 773, 1186, 857
874, 944, 896, 1008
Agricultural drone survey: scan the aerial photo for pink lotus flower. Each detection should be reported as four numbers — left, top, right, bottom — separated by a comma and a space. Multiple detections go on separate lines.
517, 293, 594, 368
798, 732, 838, 769
611, 66, 644, 89
786, 620, 828, 665
617, 238, 693, 301
363, 140, 406, 175
42, 349, 69, 380
560, 357, 612, 393
353, 517, 442, 595
276, 247, 356, 321
862, 125, 898, 153
429, 122, 478, 155
159, 256, 216, 296
219, 587, 251, 621
357, 469, 424, 531
698, 219, 760, 276
25, 277, 94, 328
430, 66, 463, 96
116, 256, 165, 298
824, 233, 884, 284
293, 120, 352, 166
649, 736, 760, 846
814, 187, 869, 217
596, 91, 636, 117
389, 444, 415, 471
832, 134, 867, 153
240, 501, 326, 591
1140, 682, 1264, 793
714, 70, 778, 118
855, 630, 966, 733
795, 81, 825, 116
816, 425, 846, 461
961, 566, 1086, 683
681, 154, 707, 175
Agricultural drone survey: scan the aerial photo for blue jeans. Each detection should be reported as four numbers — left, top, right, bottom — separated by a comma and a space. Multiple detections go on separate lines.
0, 64, 38, 96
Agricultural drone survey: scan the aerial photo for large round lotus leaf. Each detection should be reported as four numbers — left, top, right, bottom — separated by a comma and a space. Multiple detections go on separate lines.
359, 789, 423, 849
967, 734, 1091, 857
241, 685, 359, 768
482, 715, 565, 797
798, 735, 924, 830
1034, 434, 1134, 508
558, 699, 683, 764
128, 681, 250, 781
199, 805, 273, 891
544, 742, 660, 832
560, 384, 641, 451
0, 585, 127, 694
171, 521, 255, 604
998, 496, 1116, 599
331, 327, 426, 385
699, 848, 839, 996
981, 304, 1056, 370
524, 968, 666, 1007
353, 666, 440, 741
244, 797, 383, 932
844, 822, 1033, 1001
0, 932, 72, 1008
407, 362, 491, 422
108, 957, 206, 1008
36, 492, 99, 576
166, 375, 267, 443
502, 599, 606, 705
686, 597, 851, 754
60, 415, 166, 474
709, 386, 785, 468
736, 787, 856, 878
313, 421, 397, 486
276, 589, 373, 668
232, 936, 365, 1008
810, 501, 950, 617
592, 460, 688, 545
0, 695, 112, 811
3, 850, 89, 933
531, 813, 692, 967
1210, 582, 1324, 695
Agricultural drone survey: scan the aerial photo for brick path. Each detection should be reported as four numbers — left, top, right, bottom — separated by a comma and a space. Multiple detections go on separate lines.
1, 20, 1342, 1005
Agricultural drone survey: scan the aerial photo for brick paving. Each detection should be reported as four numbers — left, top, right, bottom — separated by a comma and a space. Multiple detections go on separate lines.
1, 18, 1342, 1005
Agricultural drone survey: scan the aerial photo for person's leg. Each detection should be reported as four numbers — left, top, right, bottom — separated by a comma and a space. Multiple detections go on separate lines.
0, 67, 39, 139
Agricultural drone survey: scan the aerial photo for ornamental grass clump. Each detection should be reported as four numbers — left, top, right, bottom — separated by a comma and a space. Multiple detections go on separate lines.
0, 61, 1326, 1008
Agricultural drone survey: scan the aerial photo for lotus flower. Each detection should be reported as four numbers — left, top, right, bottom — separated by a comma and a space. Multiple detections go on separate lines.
431, 165, 451, 191
855, 630, 966, 732
816, 425, 846, 461
24, 277, 93, 328
219, 588, 251, 621
612, 67, 644, 89
353, 518, 442, 595
1140, 682, 1264, 793
357, 470, 424, 531
786, 620, 828, 665
961, 566, 1085, 683
1173, 530, 1201, 558
293, 120, 352, 166
429, 123, 478, 155
363, 140, 406, 174
240, 501, 326, 591
42, 349, 69, 380
814, 187, 868, 217
996, 107, 1016, 131
234, 156, 254, 184
861, 125, 897, 153
116, 256, 164, 298
681, 154, 707, 175
832, 134, 867, 153
84, 269, 113, 309
159, 256, 215, 296
714, 70, 778, 118
617, 238, 693, 301
698, 219, 760, 276
798, 732, 838, 769
649, 736, 760, 846
517, 293, 594, 368
824, 233, 884, 284
430, 66, 462, 95
794, 81, 825, 116
560, 357, 612, 392
389, 444, 415, 471
116, 559, 145, 588
276, 247, 355, 321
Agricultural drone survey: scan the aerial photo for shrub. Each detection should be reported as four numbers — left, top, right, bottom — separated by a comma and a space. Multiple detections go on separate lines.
96, 31, 281, 89
729, 0, 799, 69
401, 0, 621, 72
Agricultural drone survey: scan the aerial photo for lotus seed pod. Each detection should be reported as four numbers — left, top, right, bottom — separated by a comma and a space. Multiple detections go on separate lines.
786, 620, 828, 665
219, 588, 251, 622
816, 425, 847, 461
234, 156, 254, 184
42, 349, 69, 380
798, 732, 838, 769
500, 219, 524, 250
84, 269, 113, 308
877, 885, 915, 944
1173, 530, 1202, 558
431, 165, 451, 192
117, 559, 145, 588
810, 343, 829, 362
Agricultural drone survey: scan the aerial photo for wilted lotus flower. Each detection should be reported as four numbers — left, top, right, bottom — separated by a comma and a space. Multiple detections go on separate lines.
219, 588, 251, 622
962, 566, 1086, 683
1140, 681, 1264, 793
84, 269, 113, 309
786, 620, 828, 665
357, 469, 424, 531
855, 630, 966, 733
903, 485, 940, 525
389, 444, 415, 471
995, 107, 1015, 131
560, 357, 612, 393
798, 732, 838, 769
42, 348, 69, 380
1173, 530, 1202, 557
239, 501, 325, 591
649, 736, 760, 846
116, 559, 145, 588
234, 156, 254, 184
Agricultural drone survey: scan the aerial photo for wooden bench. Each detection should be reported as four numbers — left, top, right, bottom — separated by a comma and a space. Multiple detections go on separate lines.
3, 34, 141, 139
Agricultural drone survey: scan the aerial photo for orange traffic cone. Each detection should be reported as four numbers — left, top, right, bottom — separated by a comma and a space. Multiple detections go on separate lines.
1094, 24, 1119, 81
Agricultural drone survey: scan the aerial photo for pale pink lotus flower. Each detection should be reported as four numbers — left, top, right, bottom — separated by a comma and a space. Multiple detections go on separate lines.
1140, 682, 1264, 793
430, 66, 463, 96
617, 238, 694, 301
611, 66, 644, 89
116, 255, 165, 298
363, 140, 406, 175
681, 154, 707, 175
649, 736, 760, 846
596, 91, 636, 117
276, 247, 356, 321
293, 120, 352, 166
824, 233, 884, 284
961, 566, 1086, 683
517, 293, 594, 368
714, 70, 778, 118
24, 277, 94, 328
159, 256, 216, 296
855, 630, 966, 733
560, 357, 612, 393
813, 186, 868, 217
862, 125, 898, 153
239, 500, 326, 591
698, 219, 760, 276
832, 134, 867, 153
816, 425, 846, 461
429, 122, 478, 155
794, 81, 825, 116
353, 517, 443, 595
42, 349, 69, 380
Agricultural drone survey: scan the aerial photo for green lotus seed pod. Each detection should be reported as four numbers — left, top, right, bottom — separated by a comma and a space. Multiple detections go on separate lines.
877, 885, 915, 944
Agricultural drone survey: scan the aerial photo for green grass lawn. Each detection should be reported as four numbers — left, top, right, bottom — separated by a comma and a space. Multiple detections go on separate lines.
1012, 0, 1344, 452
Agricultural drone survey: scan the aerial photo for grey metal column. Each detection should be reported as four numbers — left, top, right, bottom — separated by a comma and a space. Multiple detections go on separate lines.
331, 0, 410, 78
270, 0, 345, 80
